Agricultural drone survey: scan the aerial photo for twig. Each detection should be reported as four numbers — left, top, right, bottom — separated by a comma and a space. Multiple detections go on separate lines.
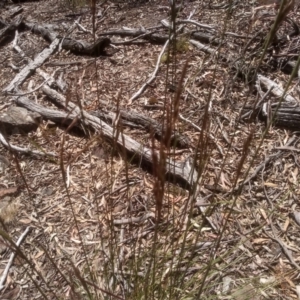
177, 19, 215, 30
128, 38, 170, 103
111, 30, 158, 45
113, 212, 155, 225
274, 146, 300, 152
240, 135, 298, 188
6, 78, 50, 96
178, 113, 201, 131
75, 20, 94, 36
119, 229, 153, 245
190, 39, 216, 55
0, 132, 57, 158
129, 11, 194, 102
0, 227, 31, 291
265, 222, 300, 271
241, 86, 274, 120
178, 113, 224, 155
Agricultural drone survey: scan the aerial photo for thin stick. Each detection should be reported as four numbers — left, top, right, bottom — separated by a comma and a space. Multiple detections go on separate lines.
241, 135, 298, 188
129, 39, 170, 103
129, 11, 194, 103
0, 227, 31, 290
0, 133, 57, 158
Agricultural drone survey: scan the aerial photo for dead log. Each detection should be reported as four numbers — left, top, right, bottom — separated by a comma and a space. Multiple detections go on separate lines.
3, 38, 60, 93
61, 36, 111, 56
257, 74, 297, 102
118, 110, 190, 148
191, 32, 221, 46
91, 109, 190, 149
24, 22, 111, 56
264, 103, 300, 129
37, 83, 190, 149
0, 18, 111, 56
241, 73, 299, 129
15, 90, 198, 190
242, 102, 300, 130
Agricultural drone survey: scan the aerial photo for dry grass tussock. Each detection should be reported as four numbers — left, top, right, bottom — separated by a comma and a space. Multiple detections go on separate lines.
1, 0, 300, 299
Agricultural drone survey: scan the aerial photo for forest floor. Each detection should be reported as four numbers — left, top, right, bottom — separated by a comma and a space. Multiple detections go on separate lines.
1, 0, 300, 299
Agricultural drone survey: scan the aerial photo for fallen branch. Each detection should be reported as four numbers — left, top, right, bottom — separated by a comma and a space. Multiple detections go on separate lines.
16, 90, 198, 190
24, 22, 111, 56
257, 74, 297, 103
